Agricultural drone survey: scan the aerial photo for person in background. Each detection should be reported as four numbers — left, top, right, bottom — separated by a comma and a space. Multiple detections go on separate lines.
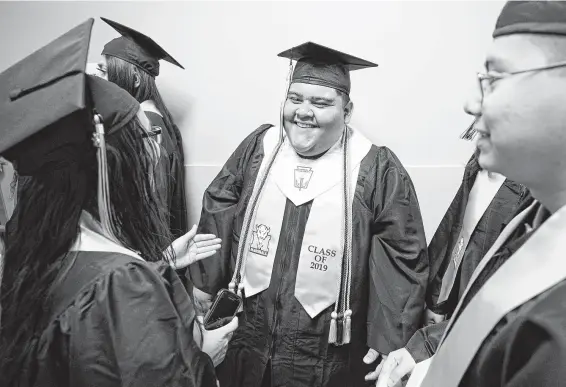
93, 17, 188, 242
0, 19, 236, 387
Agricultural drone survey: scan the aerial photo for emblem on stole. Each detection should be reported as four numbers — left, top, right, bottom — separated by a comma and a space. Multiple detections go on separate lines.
294, 166, 314, 191
250, 224, 272, 257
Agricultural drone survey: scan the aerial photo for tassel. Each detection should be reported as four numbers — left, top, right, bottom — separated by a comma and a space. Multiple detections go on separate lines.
459, 119, 478, 141
342, 310, 352, 344
328, 311, 338, 344
93, 114, 117, 242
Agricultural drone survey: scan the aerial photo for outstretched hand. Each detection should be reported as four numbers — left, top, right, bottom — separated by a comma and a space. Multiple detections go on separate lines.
168, 225, 222, 270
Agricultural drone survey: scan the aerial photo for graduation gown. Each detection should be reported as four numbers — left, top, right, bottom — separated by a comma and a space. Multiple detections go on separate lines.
405, 152, 529, 362
145, 110, 188, 240
188, 125, 429, 387
6, 250, 217, 387
445, 200, 566, 386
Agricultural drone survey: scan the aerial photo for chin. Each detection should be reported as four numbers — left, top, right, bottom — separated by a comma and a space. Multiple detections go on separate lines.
292, 145, 316, 156
478, 151, 504, 175
288, 138, 316, 156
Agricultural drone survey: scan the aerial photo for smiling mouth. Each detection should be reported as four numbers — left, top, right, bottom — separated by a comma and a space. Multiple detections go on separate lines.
295, 122, 317, 129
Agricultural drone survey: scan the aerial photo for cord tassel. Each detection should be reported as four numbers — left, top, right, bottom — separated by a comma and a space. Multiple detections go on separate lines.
328, 311, 338, 344
342, 310, 352, 344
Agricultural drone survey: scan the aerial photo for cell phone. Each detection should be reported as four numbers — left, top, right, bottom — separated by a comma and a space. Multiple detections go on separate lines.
203, 289, 242, 330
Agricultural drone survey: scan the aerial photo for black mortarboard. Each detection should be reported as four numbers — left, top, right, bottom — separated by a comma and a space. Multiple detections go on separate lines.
277, 42, 378, 95
101, 17, 184, 77
494, 1, 566, 37
0, 19, 140, 176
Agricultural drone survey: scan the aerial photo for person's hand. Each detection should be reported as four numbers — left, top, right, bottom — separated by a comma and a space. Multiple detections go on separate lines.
168, 225, 222, 270
364, 348, 388, 383
423, 308, 445, 326
193, 315, 238, 367
373, 348, 416, 387
193, 287, 214, 316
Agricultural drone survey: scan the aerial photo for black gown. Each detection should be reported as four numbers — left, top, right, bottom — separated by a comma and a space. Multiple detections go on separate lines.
405, 151, 529, 362
188, 125, 429, 387
2, 251, 217, 387
452, 201, 566, 386
145, 111, 188, 240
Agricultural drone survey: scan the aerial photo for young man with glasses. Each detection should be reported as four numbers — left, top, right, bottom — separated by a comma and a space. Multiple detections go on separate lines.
374, 2, 566, 386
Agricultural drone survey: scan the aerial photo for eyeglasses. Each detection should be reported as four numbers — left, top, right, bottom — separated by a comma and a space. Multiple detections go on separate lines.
461, 59, 566, 140
476, 59, 566, 105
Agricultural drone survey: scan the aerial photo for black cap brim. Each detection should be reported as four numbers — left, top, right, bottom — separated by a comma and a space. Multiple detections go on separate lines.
277, 41, 378, 71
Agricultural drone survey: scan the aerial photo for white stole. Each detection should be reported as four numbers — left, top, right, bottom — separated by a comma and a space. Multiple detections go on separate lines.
241, 126, 372, 318
413, 201, 566, 387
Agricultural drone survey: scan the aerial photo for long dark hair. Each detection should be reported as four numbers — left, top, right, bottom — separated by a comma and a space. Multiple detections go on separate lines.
105, 55, 182, 150
0, 113, 173, 385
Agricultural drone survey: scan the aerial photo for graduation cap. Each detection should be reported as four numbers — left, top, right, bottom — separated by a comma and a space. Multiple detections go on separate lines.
277, 42, 378, 95
494, 1, 566, 38
0, 18, 140, 176
101, 17, 184, 77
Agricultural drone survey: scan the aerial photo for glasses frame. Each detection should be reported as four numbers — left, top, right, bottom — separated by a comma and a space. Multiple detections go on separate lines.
461, 60, 566, 140
476, 59, 566, 104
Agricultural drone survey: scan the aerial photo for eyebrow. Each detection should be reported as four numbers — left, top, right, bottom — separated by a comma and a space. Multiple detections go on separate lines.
288, 92, 335, 103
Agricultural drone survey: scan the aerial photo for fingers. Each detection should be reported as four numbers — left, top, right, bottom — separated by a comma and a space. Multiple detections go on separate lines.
363, 348, 379, 364
196, 243, 222, 253
195, 250, 219, 261
365, 356, 386, 381
210, 316, 239, 335
194, 234, 221, 243
195, 238, 222, 249
225, 316, 239, 331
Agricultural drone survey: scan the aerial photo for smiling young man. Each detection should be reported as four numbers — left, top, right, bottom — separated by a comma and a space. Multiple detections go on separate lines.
383, 2, 566, 387
188, 42, 429, 387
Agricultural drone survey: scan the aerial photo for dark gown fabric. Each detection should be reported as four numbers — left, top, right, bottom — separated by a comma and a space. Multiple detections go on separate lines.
426, 151, 528, 315
188, 125, 429, 387
145, 111, 188, 240
452, 200, 566, 387
405, 152, 529, 362
2, 250, 216, 387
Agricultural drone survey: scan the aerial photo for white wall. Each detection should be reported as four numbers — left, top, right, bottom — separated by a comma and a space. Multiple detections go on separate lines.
0, 1, 505, 241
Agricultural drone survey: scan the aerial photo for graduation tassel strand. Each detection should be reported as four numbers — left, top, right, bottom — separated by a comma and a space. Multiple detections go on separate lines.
93, 114, 118, 243
341, 126, 353, 345
460, 119, 478, 140
328, 311, 338, 344
343, 309, 352, 344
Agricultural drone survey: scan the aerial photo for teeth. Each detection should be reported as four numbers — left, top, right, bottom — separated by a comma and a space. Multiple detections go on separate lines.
296, 122, 316, 128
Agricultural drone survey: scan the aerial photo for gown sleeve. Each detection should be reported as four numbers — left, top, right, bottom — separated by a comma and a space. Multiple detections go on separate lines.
70, 261, 217, 387
188, 125, 272, 295
366, 147, 429, 354
168, 123, 189, 238
405, 320, 449, 362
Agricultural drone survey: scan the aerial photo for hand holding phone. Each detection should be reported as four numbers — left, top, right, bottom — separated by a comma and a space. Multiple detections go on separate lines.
195, 315, 238, 366
203, 289, 242, 330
